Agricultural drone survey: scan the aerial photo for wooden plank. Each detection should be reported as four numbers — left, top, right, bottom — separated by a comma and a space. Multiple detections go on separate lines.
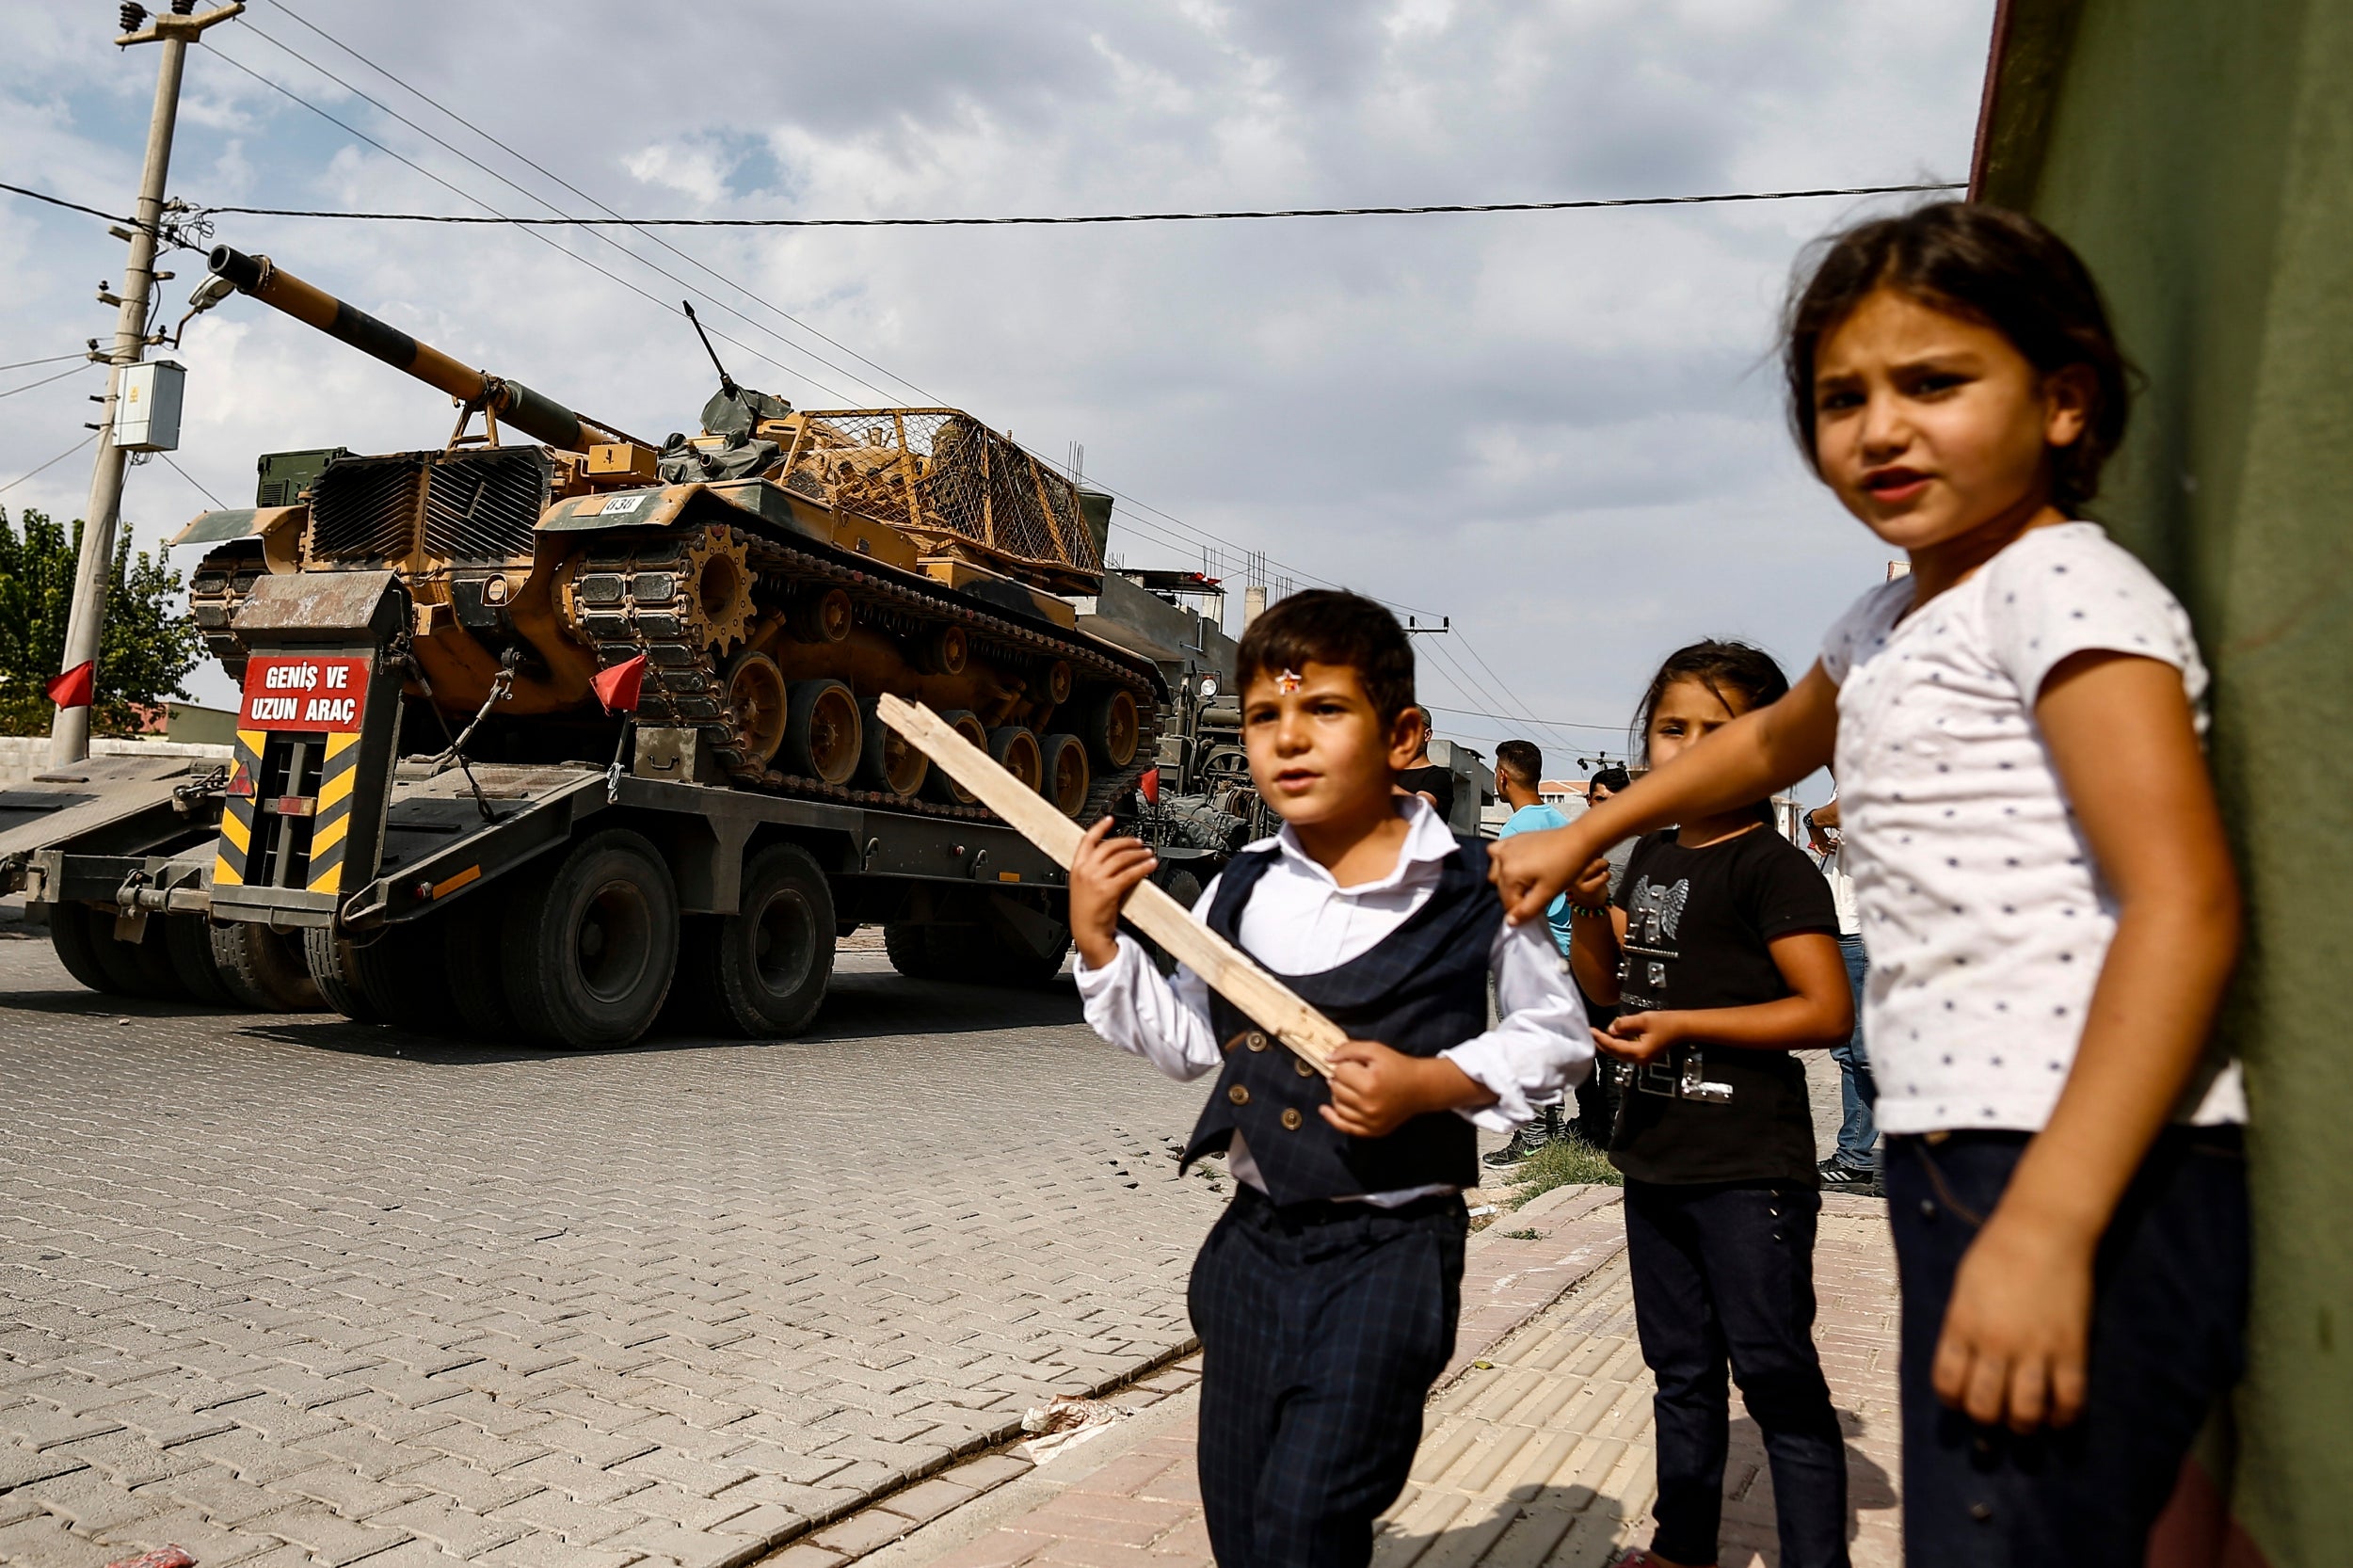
878, 693, 1345, 1076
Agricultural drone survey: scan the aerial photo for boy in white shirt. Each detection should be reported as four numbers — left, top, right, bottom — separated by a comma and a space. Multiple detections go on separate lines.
1067, 591, 1589, 1568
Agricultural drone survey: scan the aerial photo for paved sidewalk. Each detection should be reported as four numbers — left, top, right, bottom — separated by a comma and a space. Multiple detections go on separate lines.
878, 1188, 1900, 1568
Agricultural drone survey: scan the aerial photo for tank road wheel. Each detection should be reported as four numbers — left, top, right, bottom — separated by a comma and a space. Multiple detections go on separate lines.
1039, 733, 1091, 819
857, 700, 929, 797
988, 727, 1042, 792
680, 528, 754, 654
165, 915, 235, 1007
722, 650, 791, 770
503, 829, 680, 1049
209, 920, 321, 1011
681, 843, 837, 1038
921, 710, 990, 805
1044, 661, 1074, 705
789, 585, 854, 644
921, 625, 969, 677
46, 904, 117, 994
1085, 689, 1142, 771
784, 680, 862, 785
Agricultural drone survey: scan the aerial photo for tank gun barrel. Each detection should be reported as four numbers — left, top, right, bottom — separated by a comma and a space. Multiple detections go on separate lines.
206, 246, 633, 452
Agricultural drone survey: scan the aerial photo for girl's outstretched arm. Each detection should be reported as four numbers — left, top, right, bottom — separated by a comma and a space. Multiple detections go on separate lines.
1489, 664, 1841, 924
1931, 650, 2241, 1434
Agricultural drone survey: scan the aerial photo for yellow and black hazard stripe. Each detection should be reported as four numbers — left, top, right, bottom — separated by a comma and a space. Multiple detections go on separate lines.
305, 731, 363, 896
212, 729, 266, 888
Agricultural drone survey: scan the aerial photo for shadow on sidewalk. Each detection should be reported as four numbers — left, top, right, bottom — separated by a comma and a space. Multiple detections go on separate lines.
1373, 1483, 1632, 1566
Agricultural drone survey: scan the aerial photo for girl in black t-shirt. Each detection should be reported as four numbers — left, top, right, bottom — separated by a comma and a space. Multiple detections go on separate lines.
1564, 642, 1855, 1568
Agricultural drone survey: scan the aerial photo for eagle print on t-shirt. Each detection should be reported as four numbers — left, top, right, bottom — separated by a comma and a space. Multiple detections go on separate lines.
1623, 874, 1689, 1001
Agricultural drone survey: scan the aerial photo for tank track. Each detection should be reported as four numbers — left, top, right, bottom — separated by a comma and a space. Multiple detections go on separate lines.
570, 524, 1162, 824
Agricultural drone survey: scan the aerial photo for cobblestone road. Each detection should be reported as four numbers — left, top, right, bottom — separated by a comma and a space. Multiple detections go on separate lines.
0, 933, 1230, 1568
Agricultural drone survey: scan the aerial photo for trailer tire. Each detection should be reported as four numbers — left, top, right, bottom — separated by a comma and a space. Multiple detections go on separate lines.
503, 829, 679, 1049
304, 926, 384, 1025
46, 904, 117, 994
88, 915, 184, 1000
165, 915, 236, 1006
687, 843, 835, 1037
210, 921, 322, 1012
444, 888, 520, 1040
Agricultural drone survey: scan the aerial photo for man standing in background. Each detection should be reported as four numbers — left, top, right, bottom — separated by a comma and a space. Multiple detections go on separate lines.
1482, 740, 1569, 1168
1807, 793, 1879, 1192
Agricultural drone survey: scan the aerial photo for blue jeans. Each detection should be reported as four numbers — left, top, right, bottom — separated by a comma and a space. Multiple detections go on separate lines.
1625, 1180, 1849, 1568
1831, 935, 1877, 1168
1884, 1128, 2247, 1567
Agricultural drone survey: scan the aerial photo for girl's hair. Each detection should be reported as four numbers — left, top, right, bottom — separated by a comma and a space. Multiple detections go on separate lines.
1633, 640, 1790, 764
1783, 201, 2132, 510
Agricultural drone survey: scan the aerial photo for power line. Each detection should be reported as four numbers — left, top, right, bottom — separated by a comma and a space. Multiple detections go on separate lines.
1416, 700, 1629, 736
0, 362, 100, 400
230, 15, 915, 408
0, 434, 98, 498
195, 41, 871, 408
0, 351, 96, 375
257, 0, 937, 409
159, 452, 227, 509
190, 182, 1964, 229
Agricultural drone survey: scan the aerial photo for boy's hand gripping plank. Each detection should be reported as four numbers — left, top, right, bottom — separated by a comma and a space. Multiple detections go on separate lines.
879, 694, 1342, 1077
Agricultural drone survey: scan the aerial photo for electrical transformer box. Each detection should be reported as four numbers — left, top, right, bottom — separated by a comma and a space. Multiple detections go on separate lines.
115, 360, 184, 452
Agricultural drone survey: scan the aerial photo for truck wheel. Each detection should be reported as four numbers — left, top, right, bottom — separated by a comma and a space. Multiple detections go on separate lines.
311, 920, 454, 1033
691, 843, 836, 1037
1138, 867, 1205, 976
1039, 733, 1090, 818
444, 888, 519, 1040
46, 904, 116, 993
88, 915, 184, 1000
882, 920, 981, 982
503, 828, 679, 1048
165, 915, 235, 1006
210, 920, 322, 1012
304, 926, 384, 1025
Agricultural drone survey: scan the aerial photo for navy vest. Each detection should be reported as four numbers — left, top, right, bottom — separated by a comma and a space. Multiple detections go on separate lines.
1181, 838, 1502, 1206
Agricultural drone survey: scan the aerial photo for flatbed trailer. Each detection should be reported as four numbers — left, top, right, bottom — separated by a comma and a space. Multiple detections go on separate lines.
0, 568, 1149, 1049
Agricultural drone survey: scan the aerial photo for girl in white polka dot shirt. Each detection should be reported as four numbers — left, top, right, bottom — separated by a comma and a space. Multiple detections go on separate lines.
1493, 204, 2245, 1568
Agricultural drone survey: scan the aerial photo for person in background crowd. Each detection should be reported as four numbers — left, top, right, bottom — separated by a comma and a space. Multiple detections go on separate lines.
1395, 710, 1456, 824
1483, 739, 1572, 1168
1807, 792, 1880, 1192
1576, 763, 1637, 1145
1589, 764, 1637, 898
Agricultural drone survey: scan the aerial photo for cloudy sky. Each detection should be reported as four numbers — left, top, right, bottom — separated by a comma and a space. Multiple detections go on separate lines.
1, 0, 1993, 773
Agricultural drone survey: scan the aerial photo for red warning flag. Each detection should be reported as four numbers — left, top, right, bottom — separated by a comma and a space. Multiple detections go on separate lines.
45, 661, 94, 710
590, 653, 648, 713
1139, 766, 1160, 806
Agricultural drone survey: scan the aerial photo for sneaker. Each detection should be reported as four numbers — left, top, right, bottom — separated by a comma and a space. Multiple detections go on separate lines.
1482, 1118, 1554, 1169
1818, 1157, 1880, 1193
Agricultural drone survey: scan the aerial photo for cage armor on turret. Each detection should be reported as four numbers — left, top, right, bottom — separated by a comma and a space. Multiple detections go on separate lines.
177, 247, 1157, 824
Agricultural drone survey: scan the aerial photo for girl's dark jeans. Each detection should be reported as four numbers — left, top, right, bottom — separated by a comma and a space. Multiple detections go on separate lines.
1884, 1127, 2248, 1567
1624, 1178, 1851, 1568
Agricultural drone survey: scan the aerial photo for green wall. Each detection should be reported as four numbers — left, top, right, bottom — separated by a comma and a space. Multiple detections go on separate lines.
1980, 1, 2353, 1557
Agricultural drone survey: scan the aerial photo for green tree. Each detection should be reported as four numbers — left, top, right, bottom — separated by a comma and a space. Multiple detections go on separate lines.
0, 507, 206, 736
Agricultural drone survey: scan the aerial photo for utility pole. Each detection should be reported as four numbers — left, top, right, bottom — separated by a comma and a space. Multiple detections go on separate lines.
50, 0, 243, 769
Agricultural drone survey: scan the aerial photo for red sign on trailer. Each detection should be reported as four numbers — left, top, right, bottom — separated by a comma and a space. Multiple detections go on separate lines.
239, 654, 371, 732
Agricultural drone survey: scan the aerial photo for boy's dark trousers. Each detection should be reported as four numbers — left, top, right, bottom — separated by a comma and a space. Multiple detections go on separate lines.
1624, 1179, 1851, 1568
1884, 1127, 2247, 1568
1190, 1184, 1465, 1568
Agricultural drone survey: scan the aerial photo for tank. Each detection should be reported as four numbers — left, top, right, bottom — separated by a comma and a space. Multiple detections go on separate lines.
178, 247, 1160, 823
